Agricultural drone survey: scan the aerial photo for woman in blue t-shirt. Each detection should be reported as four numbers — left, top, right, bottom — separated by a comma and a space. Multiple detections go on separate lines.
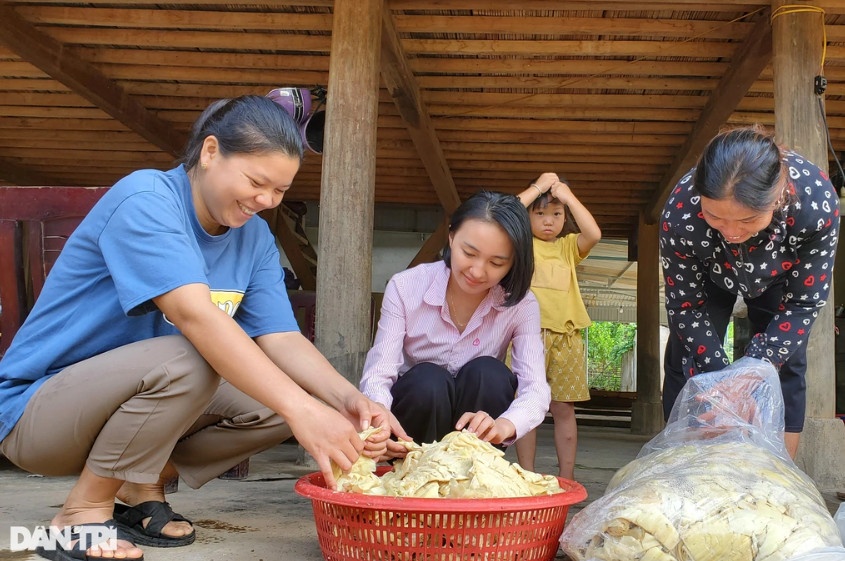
0, 95, 407, 561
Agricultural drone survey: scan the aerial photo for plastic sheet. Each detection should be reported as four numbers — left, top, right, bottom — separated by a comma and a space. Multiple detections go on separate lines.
560, 357, 843, 561
785, 547, 845, 561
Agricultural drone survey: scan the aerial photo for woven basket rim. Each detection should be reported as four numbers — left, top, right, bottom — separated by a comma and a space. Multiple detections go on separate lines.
294, 466, 587, 512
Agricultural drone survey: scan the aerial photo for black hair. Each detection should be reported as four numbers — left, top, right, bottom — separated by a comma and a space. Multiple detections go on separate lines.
442, 191, 534, 306
529, 191, 557, 212
529, 190, 580, 237
693, 126, 784, 211
180, 95, 304, 170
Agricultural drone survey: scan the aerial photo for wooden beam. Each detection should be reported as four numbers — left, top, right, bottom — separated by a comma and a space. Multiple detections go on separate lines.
392, 0, 845, 11
607, 261, 635, 289
392, 14, 752, 40
380, 3, 461, 215
0, 3, 185, 156
409, 218, 449, 267
421, 92, 710, 109
0, 0, 333, 4
403, 38, 738, 58
76, 47, 331, 73
14, 6, 332, 31
259, 208, 316, 291
46, 27, 333, 53
645, 11, 772, 223
0, 156, 64, 186
1, 0, 831, 10
413, 58, 729, 77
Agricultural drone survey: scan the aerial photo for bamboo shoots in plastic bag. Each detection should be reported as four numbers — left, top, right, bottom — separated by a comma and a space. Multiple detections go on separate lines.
560, 357, 842, 561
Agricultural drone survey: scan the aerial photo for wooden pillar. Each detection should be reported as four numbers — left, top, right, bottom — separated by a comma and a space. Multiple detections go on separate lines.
315, 0, 382, 383
772, 0, 845, 489
773, 0, 831, 417
836, 222, 845, 316
630, 213, 664, 435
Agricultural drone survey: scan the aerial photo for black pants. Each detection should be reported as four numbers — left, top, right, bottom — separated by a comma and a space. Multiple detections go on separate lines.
390, 356, 518, 444
662, 277, 807, 431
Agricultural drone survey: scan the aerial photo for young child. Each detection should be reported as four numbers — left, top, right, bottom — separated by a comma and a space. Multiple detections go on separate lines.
515, 173, 601, 480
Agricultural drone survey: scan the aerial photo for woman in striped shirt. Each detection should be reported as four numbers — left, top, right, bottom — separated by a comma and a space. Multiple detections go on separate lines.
361, 191, 551, 454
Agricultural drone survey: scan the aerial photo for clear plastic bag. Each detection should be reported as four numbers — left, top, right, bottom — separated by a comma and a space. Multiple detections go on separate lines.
644, 356, 788, 461
785, 547, 845, 561
836, 502, 845, 544
561, 357, 843, 561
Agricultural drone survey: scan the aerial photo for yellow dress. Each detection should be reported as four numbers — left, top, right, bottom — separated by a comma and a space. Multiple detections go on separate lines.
531, 234, 591, 402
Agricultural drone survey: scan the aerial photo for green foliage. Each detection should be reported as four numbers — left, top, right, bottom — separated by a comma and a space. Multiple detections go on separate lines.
586, 321, 636, 370
586, 371, 622, 392
582, 321, 734, 392
585, 321, 637, 391
725, 321, 735, 362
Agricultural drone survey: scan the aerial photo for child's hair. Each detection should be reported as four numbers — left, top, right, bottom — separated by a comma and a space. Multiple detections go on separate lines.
529, 192, 557, 213
693, 125, 786, 211
181, 95, 304, 170
529, 188, 580, 237
442, 191, 534, 306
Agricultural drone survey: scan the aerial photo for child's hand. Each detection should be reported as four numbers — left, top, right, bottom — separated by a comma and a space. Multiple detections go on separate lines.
534, 172, 559, 193
550, 180, 574, 204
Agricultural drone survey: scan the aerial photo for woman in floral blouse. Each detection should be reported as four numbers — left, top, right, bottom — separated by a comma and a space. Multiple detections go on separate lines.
660, 126, 839, 457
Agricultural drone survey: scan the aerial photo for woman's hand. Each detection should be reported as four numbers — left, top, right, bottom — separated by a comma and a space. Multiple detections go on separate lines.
360, 425, 391, 459
695, 370, 766, 429
372, 438, 414, 463
455, 411, 516, 444
285, 399, 365, 491
360, 403, 413, 462
340, 393, 412, 460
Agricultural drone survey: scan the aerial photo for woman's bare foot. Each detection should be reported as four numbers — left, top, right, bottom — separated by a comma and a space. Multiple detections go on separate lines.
52, 469, 143, 559
48, 513, 143, 560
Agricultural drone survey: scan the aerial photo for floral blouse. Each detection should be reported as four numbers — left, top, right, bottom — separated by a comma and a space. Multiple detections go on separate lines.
659, 151, 839, 376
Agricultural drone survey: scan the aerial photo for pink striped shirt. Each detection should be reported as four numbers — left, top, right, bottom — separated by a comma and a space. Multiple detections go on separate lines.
360, 261, 551, 440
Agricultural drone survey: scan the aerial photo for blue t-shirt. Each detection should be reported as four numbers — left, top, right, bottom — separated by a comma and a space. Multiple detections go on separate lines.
0, 165, 299, 441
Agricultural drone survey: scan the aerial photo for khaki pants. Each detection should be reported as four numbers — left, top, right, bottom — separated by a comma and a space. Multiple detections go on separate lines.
0, 335, 292, 489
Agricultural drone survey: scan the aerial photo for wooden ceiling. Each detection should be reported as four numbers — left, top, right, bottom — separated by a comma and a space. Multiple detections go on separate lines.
1, 1, 844, 243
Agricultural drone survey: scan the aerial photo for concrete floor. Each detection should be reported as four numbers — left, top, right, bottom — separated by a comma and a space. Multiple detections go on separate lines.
0, 423, 840, 561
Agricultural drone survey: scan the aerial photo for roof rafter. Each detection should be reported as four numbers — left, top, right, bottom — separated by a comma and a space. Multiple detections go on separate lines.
645, 11, 773, 223
0, 156, 64, 186
380, 3, 460, 216
380, 3, 460, 265
0, 2, 185, 158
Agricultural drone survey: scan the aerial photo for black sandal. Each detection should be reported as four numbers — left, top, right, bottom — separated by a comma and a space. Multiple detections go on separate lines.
113, 501, 195, 547
36, 519, 143, 561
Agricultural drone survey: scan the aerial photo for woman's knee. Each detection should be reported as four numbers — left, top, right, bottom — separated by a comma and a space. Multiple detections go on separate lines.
149, 336, 219, 399
466, 356, 506, 371
458, 356, 516, 390
391, 363, 454, 403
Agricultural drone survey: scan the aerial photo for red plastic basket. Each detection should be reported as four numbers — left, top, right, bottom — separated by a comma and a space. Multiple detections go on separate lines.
295, 466, 587, 561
